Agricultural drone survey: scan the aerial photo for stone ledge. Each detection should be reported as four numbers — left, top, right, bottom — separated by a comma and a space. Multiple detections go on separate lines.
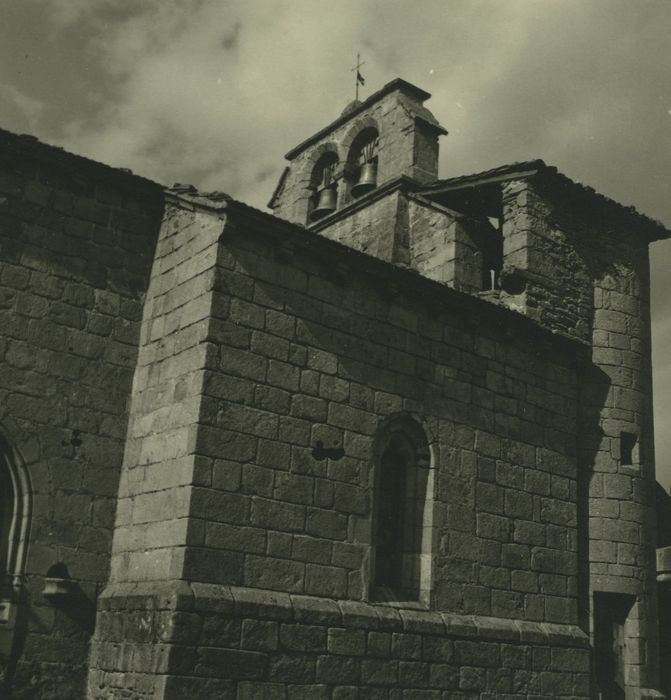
98, 580, 195, 611
97, 581, 589, 648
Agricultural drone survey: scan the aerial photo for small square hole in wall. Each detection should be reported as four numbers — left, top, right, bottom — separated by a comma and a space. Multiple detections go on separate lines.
620, 432, 638, 466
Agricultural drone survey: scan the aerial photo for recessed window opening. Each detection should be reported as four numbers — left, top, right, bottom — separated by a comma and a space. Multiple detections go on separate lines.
372, 416, 433, 603
620, 431, 638, 466
482, 216, 503, 291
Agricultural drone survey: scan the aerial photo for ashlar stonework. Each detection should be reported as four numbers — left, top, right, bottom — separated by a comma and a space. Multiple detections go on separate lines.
0, 79, 669, 699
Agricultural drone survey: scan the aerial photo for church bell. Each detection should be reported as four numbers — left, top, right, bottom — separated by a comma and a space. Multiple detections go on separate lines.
310, 186, 337, 221
351, 161, 377, 197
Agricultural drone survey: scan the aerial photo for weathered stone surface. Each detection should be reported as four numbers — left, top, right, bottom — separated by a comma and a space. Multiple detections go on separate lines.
0, 74, 664, 700
0, 129, 163, 699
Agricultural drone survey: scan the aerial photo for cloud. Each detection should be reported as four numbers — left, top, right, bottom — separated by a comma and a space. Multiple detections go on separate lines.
37, 1, 373, 205
29, 0, 98, 26
24, 0, 670, 216
5, 0, 671, 483
31, 0, 126, 27
30, 0, 175, 29
221, 21, 242, 51
0, 82, 44, 131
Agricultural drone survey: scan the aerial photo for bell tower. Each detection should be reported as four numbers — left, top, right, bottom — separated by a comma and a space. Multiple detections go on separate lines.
269, 79, 447, 261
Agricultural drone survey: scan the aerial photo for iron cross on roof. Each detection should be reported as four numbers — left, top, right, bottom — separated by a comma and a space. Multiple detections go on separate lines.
351, 53, 365, 101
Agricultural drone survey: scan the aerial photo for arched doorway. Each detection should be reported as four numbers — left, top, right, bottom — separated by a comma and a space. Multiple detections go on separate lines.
0, 429, 31, 691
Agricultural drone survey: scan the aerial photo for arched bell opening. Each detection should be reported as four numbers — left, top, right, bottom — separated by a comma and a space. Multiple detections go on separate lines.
308, 151, 339, 223
346, 127, 379, 200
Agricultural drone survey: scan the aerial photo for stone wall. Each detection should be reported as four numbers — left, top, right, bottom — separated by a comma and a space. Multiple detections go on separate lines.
91, 583, 590, 700
582, 219, 658, 694
500, 179, 592, 343
308, 187, 498, 300
0, 130, 162, 698
499, 175, 660, 695
200, 208, 583, 617
310, 188, 407, 263
89, 197, 591, 698
109, 195, 226, 586
408, 197, 492, 292
0, 98, 665, 699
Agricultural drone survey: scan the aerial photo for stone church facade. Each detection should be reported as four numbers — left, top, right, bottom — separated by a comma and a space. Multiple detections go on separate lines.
0, 79, 668, 699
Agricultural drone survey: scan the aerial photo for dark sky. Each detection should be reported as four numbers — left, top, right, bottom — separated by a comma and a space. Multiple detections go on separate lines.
2, 0, 671, 483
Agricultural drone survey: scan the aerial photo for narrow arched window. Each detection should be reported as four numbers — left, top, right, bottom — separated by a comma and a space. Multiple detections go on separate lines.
372, 416, 433, 603
309, 152, 339, 222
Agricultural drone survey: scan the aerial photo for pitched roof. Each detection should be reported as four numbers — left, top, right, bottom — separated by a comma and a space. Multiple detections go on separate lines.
421, 160, 670, 241
421, 160, 545, 191
0, 127, 160, 195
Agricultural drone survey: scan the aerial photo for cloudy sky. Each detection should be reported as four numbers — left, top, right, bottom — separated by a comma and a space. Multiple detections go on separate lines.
2, 0, 671, 484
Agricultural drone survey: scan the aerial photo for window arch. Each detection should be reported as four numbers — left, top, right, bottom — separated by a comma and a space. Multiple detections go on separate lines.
371, 414, 434, 603
308, 151, 339, 222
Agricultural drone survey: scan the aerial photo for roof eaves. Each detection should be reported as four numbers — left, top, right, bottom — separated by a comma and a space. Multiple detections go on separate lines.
422, 160, 670, 241
0, 127, 161, 194
421, 160, 546, 194
538, 167, 670, 241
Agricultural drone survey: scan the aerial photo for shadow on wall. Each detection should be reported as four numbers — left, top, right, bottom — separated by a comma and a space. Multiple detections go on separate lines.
576, 361, 611, 637
657, 484, 671, 697
43, 563, 97, 635
3, 563, 98, 699
0, 580, 96, 700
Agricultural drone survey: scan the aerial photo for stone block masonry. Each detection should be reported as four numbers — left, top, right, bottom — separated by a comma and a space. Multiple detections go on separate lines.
88, 193, 591, 698
2, 78, 668, 699
197, 211, 583, 617
499, 174, 661, 693
109, 195, 226, 586
90, 583, 590, 699
0, 129, 163, 698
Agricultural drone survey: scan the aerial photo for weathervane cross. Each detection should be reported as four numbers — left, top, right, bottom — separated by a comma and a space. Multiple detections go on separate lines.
351, 52, 365, 101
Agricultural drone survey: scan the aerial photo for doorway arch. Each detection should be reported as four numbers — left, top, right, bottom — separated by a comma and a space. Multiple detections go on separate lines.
0, 427, 31, 592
